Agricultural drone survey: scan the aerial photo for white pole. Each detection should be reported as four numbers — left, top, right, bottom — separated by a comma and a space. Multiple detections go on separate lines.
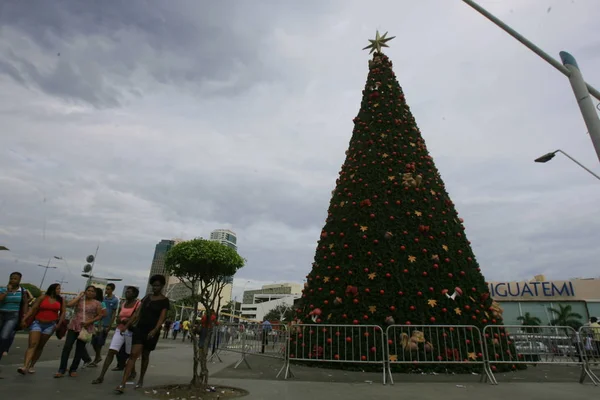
461, 0, 600, 102
559, 52, 600, 163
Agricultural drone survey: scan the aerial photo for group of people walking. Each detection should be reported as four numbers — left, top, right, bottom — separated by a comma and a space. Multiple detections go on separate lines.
0, 271, 170, 394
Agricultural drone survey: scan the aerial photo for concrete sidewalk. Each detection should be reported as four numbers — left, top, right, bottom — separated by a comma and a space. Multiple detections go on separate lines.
2, 337, 599, 400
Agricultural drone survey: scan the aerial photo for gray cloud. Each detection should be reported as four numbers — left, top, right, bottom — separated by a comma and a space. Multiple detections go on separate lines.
1, 0, 600, 299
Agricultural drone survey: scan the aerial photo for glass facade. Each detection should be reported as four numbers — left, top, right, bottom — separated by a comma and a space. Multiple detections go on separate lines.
497, 300, 590, 326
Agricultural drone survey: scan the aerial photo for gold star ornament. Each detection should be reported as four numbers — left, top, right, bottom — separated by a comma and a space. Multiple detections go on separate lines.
427, 299, 437, 308
389, 354, 398, 361
368, 272, 377, 280
408, 255, 417, 263
363, 30, 396, 54
368, 305, 377, 314
323, 276, 330, 283
454, 307, 462, 315
468, 352, 477, 360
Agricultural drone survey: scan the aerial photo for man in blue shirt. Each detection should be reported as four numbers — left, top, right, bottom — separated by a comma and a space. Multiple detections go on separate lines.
261, 319, 272, 354
90, 283, 119, 366
172, 320, 181, 340
0, 272, 30, 364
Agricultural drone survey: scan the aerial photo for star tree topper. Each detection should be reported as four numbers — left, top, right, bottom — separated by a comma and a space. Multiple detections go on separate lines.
363, 30, 395, 54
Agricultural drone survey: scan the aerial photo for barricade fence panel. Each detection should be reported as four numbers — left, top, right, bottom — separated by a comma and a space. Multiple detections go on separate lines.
242, 323, 289, 359
578, 326, 600, 384
288, 323, 386, 364
209, 322, 599, 386
483, 325, 582, 365
212, 323, 246, 353
385, 324, 486, 365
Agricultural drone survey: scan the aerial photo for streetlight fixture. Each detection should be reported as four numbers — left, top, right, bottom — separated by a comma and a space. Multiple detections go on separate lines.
80, 246, 122, 286
39, 256, 63, 289
462, 0, 600, 163
534, 149, 600, 181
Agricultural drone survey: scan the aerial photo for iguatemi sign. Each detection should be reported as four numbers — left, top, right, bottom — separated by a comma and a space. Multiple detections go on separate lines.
488, 281, 576, 299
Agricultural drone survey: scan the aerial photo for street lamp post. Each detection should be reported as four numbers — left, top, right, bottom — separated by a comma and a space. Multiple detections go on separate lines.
81, 245, 122, 287
534, 149, 600, 181
39, 256, 63, 289
462, 0, 600, 162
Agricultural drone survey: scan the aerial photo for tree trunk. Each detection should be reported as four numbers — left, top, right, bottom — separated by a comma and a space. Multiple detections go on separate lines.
190, 325, 213, 388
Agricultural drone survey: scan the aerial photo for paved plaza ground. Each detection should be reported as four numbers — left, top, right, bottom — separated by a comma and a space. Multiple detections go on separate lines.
1, 333, 599, 399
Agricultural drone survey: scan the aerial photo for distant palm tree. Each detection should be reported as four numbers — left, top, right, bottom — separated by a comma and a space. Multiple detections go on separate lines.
517, 312, 542, 333
548, 304, 583, 333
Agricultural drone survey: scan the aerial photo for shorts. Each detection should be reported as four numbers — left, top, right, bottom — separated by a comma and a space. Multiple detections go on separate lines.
91, 327, 108, 347
131, 326, 160, 351
109, 329, 133, 354
30, 320, 57, 335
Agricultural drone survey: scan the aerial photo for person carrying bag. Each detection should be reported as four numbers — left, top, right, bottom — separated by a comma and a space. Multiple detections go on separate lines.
55, 286, 104, 378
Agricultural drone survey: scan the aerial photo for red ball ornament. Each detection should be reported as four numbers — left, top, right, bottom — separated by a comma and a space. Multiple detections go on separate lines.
430, 317, 436, 323
409, 305, 416, 311
389, 305, 396, 311
352, 319, 359, 325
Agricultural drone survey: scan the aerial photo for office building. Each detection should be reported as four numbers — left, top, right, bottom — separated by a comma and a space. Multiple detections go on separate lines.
489, 276, 600, 326
145, 238, 182, 295
209, 229, 237, 250
240, 283, 303, 321
242, 282, 303, 304
209, 229, 237, 286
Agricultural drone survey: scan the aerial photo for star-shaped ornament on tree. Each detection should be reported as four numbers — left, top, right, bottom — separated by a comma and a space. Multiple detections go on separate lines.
363, 30, 396, 54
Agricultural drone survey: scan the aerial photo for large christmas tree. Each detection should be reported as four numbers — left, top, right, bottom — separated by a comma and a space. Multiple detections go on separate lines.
293, 32, 517, 372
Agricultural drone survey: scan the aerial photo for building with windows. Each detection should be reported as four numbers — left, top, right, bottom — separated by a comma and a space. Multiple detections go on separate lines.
242, 282, 302, 304
240, 283, 303, 321
489, 277, 600, 326
209, 229, 237, 250
145, 238, 183, 296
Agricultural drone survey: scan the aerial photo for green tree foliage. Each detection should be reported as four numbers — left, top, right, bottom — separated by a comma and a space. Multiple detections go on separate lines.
21, 283, 42, 299
165, 238, 245, 387
517, 312, 542, 334
264, 304, 294, 322
548, 304, 584, 332
294, 49, 519, 372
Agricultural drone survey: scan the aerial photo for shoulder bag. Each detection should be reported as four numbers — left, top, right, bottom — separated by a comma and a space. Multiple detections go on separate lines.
77, 297, 93, 343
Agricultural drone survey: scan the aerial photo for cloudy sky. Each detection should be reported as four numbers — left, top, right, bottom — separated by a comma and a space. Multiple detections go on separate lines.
1, 0, 599, 300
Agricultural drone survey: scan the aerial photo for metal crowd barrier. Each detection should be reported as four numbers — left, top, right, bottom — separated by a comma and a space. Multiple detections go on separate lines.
281, 323, 387, 384
208, 323, 288, 371
577, 326, 600, 384
208, 322, 600, 386
385, 324, 493, 384
483, 325, 599, 385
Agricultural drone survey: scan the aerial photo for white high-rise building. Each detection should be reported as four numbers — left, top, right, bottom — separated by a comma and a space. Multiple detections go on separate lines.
209, 229, 237, 250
